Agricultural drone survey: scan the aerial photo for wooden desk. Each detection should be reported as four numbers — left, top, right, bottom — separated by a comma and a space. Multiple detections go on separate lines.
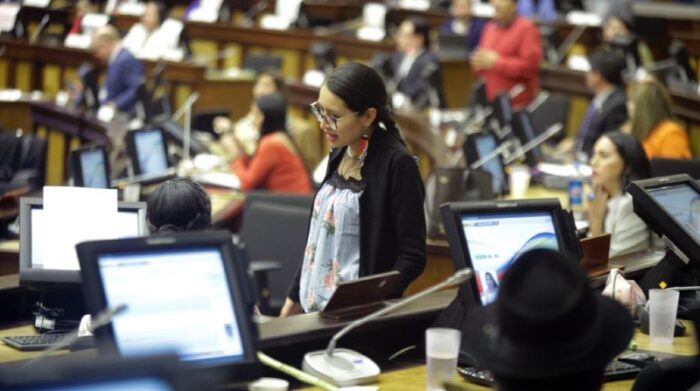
300, 323, 698, 391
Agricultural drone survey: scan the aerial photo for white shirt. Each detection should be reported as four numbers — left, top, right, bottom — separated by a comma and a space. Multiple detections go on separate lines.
122, 18, 183, 60
605, 192, 651, 258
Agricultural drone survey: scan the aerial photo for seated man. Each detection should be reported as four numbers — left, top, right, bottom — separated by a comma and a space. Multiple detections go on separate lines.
464, 248, 634, 391
386, 17, 444, 110
439, 0, 486, 54
90, 25, 144, 113
574, 49, 628, 159
471, 0, 542, 109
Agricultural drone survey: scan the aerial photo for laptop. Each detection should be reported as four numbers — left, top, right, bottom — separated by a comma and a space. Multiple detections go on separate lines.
70, 144, 110, 189
76, 231, 260, 381
125, 128, 176, 184
320, 270, 400, 319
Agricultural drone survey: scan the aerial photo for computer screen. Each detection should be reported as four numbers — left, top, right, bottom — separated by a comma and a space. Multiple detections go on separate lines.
492, 92, 512, 131
466, 133, 506, 195
127, 128, 170, 177
646, 183, 700, 241
511, 110, 544, 167
441, 199, 581, 306
77, 231, 260, 380
7, 377, 174, 391
628, 174, 700, 269
98, 248, 245, 364
19, 198, 147, 287
461, 211, 558, 305
70, 145, 110, 189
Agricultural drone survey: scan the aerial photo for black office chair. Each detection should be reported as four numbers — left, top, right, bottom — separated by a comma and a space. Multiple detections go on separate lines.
0, 133, 47, 194
238, 191, 313, 315
650, 158, 700, 180
242, 53, 283, 73
190, 107, 231, 139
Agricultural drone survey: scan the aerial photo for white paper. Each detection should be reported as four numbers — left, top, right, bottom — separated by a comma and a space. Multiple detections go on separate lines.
117, 2, 146, 16
0, 4, 20, 32
363, 3, 386, 29
64, 33, 92, 49
43, 186, 118, 270
398, 0, 429, 11
191, 172, 240, 189
260, 14, 291, 30
23, 0, 51, 7
566, 11, 602, 27
82, 12, 109, 35
472, 3, 495, 18
537, 162, 592, 178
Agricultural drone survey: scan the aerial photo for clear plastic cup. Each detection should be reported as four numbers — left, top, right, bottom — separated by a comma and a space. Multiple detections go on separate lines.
509, 165, 532, 199
649, 289, 680, 345
425, 328, 461, 391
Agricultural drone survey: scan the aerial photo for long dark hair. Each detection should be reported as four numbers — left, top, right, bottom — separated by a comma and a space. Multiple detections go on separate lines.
146, 178, 211, 233
256, 93, 287, 138
603, 131, 651, 190
324, 62, 404, 144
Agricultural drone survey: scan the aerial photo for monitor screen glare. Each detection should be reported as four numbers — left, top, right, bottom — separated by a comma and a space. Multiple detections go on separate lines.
97, 248, 245, 365
79, 149, 108, 189
475, 135, 505, 194
461, 211, 559, 305
135, 131, 169, 176
647, 183, 700, 242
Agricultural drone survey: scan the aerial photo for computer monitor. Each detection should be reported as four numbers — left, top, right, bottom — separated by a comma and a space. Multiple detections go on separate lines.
628, 174, 700, 270
126, 128, 171, 177
19, 198, 147, 288
463, 131, 507, 195
0, 354, 197, 391
440, 198, 581, 306
70, 144, 110, 188
76, 231, 260, 381
491, 92, 512, 132
511, 110, 544, 167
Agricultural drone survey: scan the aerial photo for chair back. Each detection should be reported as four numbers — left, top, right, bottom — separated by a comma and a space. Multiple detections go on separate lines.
650, 158, 700, 180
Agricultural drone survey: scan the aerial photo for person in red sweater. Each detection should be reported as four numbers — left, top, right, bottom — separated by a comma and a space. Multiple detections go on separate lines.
470, 0, 542, 109
230, 93, 313, 194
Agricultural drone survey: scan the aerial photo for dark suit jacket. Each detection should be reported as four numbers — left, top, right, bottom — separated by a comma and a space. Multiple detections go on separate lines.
579, 87, 628, 157
389, 50, 444, 109
439, 17, 486, 53
102, 48, 144, 112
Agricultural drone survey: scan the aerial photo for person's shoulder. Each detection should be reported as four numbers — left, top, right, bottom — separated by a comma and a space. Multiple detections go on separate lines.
656, 119, 686, 136
515, 15, 537, 30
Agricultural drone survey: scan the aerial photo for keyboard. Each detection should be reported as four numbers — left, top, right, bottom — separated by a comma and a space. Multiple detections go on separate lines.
2, 334, 69, 351
459, 359, 643, 386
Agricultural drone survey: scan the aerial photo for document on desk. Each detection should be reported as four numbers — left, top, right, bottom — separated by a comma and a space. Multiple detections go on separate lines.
191, 172, 241, 190
43, 186, 118, 271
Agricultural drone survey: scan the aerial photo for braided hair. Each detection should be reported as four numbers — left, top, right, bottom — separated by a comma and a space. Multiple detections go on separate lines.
324, 62, 405, 145
146, 178, 212, 234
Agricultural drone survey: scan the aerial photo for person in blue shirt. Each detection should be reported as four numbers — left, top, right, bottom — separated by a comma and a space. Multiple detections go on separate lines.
90, 25, 145, 113
439, 0, 486, 53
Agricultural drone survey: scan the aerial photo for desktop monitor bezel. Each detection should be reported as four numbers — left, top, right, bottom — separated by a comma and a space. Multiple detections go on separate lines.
491, 92, 512, 132
18, 197, 148, 289
75, 231, 260, 381
463, 131, 508, 196
627, 174, 700, 270
125, 127, 171, 177
511, 110, 544, 167
70, 144, 111, 188
440, 198, 581, 306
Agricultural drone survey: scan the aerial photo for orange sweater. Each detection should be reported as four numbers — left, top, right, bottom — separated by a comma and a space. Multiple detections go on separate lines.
232, 134, 313, 193
643, 120, 692, 159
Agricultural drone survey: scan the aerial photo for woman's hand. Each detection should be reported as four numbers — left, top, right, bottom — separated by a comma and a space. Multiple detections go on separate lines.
279, 298, 303, 318
587, 184, 609, 237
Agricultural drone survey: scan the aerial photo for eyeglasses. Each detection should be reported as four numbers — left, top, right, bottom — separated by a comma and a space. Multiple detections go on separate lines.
310, 101, 358, 132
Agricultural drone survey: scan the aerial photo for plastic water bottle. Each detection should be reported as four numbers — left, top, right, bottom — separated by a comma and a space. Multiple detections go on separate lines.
568, 163, 584, 220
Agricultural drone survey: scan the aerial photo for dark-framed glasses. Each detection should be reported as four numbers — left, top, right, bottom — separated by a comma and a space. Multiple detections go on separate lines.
310, 101, 358, 131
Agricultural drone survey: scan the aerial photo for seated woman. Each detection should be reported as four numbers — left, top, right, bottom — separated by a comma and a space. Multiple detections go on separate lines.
230, 93, 313, 193
122, 0, 186, 60
627, 77, 692, 159
587, 131, 651, 258
146, 178, 211, 233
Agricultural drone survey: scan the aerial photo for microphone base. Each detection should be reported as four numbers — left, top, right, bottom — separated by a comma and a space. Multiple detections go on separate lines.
302, 348, 380, 386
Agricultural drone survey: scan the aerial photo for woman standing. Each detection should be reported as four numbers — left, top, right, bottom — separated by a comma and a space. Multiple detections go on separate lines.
280, 63, 426, 315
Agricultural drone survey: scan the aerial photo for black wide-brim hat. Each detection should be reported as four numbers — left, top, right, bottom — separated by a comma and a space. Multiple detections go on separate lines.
462, 248, 634, 378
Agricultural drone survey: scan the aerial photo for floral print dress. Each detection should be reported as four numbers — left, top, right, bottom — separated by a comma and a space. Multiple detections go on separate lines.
299, 172, 364, 312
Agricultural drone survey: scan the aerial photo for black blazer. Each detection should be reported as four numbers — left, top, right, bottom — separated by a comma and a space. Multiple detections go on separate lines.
288, 127, 427, 302
580, 87, 628, 157
389, 50, 445, 109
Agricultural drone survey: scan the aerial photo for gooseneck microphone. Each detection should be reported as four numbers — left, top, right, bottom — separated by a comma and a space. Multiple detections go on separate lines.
302, 268, 473, 386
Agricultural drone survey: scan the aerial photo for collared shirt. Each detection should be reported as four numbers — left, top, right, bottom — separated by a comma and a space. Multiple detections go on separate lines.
397, 49, 424, 81
592, 86, 615, 113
